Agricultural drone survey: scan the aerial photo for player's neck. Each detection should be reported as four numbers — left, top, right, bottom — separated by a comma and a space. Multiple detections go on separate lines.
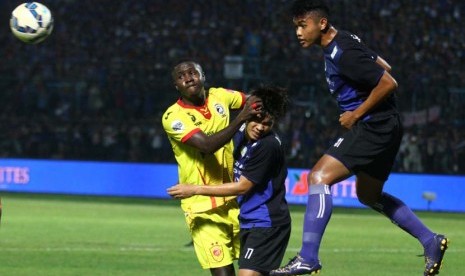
320, 26, 337, 48
181, 96, 205, 106
181, 89, 207, 106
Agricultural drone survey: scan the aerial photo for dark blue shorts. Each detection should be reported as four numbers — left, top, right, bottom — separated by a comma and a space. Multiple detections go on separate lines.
238, 224, 291, 274
326, 114, 403, 181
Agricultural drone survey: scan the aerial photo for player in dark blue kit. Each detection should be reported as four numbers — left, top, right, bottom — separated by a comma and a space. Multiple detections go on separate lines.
271, 1, 448, 275
168, 85, 291, 276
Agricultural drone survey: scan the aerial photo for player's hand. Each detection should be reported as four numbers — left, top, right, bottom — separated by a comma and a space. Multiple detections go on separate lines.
167, 184, 196, 199
237, 95, 263, 121
339, 111, 358, 129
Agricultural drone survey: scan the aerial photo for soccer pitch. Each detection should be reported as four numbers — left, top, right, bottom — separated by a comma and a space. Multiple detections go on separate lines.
0, 193, 463, 275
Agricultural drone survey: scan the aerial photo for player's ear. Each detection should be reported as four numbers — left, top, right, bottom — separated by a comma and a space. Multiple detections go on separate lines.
320, 17, 328, 32
200, 71, 206, 83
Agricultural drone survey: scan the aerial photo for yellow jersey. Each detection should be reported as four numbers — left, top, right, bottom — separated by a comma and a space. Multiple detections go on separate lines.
162, 87, 246, 213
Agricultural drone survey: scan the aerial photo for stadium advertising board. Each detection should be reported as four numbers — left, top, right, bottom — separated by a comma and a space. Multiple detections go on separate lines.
1, 159, 464, 212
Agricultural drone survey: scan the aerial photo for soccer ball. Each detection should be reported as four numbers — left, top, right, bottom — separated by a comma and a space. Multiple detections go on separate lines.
10, 2, 54, 44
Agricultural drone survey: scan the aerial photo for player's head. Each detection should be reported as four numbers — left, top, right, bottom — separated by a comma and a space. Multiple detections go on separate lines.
172, 60, 206, 84
245, 85, 289, 141
291, 0, 331, 47
171, 60, 206, 100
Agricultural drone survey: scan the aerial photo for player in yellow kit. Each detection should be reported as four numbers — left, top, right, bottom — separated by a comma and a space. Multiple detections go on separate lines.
162, 60, 262, 276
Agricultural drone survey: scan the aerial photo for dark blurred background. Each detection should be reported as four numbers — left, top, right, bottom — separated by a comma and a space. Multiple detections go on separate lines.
1, 0, 464, 174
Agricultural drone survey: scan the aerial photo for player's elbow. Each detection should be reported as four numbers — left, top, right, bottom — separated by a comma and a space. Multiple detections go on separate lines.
235, 177, 254, 195
383, 63, 392, 73
186, 136, 219, 154
389, 78, 398, 91
380, 72, 398, 93
198, 145, 217, 155
236, 187, 250, 195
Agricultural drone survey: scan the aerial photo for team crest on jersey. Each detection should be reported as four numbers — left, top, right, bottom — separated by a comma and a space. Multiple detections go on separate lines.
214, 104, 226, 117
209, 243, 224, 262
171, 120, 184, 132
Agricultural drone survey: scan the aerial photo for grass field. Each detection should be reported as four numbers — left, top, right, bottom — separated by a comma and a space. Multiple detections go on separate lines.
0, 192, 463, 276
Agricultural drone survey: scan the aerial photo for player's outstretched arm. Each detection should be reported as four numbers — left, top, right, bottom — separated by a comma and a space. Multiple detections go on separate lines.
167, 176, 254, 199
184, 96, 262, 154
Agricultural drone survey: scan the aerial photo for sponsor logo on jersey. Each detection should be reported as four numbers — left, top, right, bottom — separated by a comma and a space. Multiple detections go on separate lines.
171, 120, 184, 132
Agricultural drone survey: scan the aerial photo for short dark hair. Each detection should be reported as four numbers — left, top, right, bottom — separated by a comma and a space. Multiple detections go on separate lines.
249, 85, 289, 120
171, 59, 205, 80
291, 0, 330, 19
172, 59, 201, 71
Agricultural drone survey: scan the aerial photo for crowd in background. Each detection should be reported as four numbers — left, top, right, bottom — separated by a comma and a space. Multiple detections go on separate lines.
0, 0, 464, 174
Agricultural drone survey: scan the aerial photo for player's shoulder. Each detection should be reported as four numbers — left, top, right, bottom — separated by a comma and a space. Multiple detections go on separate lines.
335, 30, 364, 49
257, 132, 283, 151
162, 101, 184, 123
335, 30, 377, 61
208, 87, 243, 96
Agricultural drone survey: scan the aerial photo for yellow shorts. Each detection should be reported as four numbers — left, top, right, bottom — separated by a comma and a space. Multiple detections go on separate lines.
185, 200, 240, 269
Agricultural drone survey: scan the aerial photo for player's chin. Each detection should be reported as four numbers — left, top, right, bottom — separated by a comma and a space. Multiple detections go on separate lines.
300, 41, 312, 48
249, 133, 261, 141
186, 85, 200, 93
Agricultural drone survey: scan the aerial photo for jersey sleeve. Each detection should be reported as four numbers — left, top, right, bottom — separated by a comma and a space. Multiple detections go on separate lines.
339, 48, 385, 89
162, 107, 201, 143
213, 87, 246, 110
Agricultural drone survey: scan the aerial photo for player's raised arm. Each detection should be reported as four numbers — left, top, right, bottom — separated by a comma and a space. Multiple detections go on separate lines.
185, 95, 262, 154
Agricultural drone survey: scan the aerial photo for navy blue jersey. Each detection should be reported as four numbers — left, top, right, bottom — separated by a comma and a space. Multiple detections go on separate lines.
323, 30, 398, 120
232, 125, 290, 229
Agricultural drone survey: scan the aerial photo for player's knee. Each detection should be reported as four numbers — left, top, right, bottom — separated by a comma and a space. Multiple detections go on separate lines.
358, 196, 374, 207
307, 169, 325, 185
357, 192, 380, 207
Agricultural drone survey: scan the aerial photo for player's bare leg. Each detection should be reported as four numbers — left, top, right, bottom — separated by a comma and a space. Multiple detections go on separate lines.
210, 264, 235, 276
238, 268, 262, 276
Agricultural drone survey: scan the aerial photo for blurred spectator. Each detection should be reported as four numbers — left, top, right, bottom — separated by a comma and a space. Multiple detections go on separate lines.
0, 0, 464, 174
